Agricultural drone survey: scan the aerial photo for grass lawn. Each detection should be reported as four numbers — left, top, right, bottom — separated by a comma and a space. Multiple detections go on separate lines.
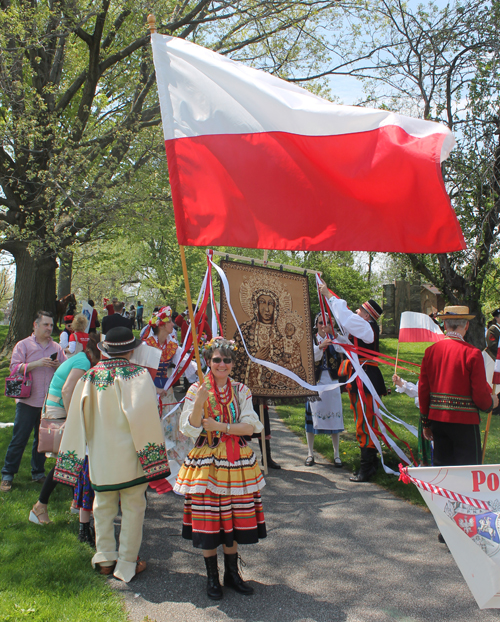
0, 326, 128, 622
276, 337, 500, 507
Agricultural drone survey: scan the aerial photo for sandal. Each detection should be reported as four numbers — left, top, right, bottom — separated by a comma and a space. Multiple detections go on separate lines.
333, 457, 343, 468
29, 503, 52, 525
305, 455, 315, 466
98, 562, 116, 576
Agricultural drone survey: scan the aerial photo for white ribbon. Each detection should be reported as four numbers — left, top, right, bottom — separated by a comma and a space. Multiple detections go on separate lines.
161, 397, 185, 421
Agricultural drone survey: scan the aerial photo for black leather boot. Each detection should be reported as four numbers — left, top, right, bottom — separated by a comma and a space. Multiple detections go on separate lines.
223, 553, 254, 595
367, 447, 378, 475
204, 555, 223, 600
350, 448, 375, 482
258, 438, 281, 470
78, 522, 95, 546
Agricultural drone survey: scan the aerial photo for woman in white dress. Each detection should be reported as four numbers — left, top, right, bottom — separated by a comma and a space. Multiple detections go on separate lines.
304, 313, 344, 467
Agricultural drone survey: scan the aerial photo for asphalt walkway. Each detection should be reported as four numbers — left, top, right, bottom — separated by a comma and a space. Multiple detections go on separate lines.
112, 412, 500, 622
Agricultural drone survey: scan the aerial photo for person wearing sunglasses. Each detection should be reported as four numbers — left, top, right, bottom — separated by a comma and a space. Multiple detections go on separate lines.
175, 337, 266, 600
305, 313, 344, 467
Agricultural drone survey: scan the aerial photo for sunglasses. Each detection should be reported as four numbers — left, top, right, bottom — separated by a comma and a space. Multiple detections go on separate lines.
211, 357, 233, 364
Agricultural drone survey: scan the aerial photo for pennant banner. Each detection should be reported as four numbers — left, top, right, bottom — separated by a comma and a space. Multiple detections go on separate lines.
151, 33, 465, 253
401, 464, 500, 609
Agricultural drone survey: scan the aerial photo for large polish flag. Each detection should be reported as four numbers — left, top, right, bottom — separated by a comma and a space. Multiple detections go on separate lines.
398, 311, 445, 343
151, 33, 466, 253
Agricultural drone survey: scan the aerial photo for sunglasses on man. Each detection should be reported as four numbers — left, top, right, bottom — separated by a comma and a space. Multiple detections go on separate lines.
211, 357, 233, 364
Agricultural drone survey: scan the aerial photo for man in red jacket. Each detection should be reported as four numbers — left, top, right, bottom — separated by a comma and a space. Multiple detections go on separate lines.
419, 306, 498, 466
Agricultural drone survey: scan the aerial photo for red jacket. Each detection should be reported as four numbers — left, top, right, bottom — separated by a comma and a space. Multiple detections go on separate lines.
419, 337, 493, 424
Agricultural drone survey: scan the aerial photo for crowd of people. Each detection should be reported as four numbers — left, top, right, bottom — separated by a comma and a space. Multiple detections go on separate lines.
0, 287, 498, 593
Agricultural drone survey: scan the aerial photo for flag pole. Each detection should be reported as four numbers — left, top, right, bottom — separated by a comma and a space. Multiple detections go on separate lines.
149, 18, 212, 444
394, 340, 400, 382
482, 384, 496, 463
260, 250, 269, 474
179, 245, 212, 444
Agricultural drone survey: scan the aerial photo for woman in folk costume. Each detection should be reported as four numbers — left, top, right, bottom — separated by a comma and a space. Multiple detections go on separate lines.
142, 306, 193, 484
174, 337, 266, 601
304, 312, 344, 467
54, 327, 170, 582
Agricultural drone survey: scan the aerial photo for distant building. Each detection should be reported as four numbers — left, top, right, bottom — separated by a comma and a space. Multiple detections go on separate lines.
382, 282, 444, 336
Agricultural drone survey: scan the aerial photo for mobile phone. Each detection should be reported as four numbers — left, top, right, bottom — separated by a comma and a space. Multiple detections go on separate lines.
50, 352, 57, 361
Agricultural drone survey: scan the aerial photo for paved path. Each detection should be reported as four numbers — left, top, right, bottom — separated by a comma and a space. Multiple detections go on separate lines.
113, 413, 500, 622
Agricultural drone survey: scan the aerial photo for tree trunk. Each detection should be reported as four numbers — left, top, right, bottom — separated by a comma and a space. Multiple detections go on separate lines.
57, 251, 73, 299
464, 298, 487, 350
2, 243, 58, 353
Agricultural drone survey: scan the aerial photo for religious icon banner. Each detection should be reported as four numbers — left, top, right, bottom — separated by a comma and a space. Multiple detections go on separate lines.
220, 260, 316, 399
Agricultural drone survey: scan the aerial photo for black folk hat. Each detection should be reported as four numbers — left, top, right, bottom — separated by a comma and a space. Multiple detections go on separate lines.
97, 326, 142, 355
361, 299, 383, 321
492, 308, 500, 318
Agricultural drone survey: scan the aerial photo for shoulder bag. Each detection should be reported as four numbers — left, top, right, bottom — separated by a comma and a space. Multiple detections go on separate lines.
5, 364, 32, 399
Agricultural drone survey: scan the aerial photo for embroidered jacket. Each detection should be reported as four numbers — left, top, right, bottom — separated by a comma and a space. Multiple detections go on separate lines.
54, 358, 170, 491
419, 337, 494, 425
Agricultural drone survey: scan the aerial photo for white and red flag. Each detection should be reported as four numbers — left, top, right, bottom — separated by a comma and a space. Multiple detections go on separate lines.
398, 311, 445, 343
492, 337, 500, 385
151, 34, 466, 253
400, 464, 500, 609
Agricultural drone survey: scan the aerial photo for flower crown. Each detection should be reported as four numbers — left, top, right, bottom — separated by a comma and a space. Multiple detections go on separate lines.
203, 336, 238, 352
148, 306, 172, 327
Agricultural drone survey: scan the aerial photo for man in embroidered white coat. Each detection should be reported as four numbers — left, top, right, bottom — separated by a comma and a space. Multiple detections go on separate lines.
54, 327, 170, 582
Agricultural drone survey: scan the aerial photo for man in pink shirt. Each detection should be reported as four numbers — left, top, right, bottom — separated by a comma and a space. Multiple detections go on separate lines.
1, 311, 66, 492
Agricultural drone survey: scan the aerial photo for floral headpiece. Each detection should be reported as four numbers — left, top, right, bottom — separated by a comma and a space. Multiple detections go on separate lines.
203, 336, 238, 352
148, 306, 172, 327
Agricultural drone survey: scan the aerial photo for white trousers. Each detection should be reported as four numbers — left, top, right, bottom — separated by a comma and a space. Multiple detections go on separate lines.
91, 482, 148, 582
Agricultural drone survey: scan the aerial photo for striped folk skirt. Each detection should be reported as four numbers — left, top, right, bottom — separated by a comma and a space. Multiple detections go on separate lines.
182, 490, 267, 549
175, 435, 267, 549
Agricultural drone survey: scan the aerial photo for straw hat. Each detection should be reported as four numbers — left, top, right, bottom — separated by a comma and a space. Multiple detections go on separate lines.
436, 305, 475, 320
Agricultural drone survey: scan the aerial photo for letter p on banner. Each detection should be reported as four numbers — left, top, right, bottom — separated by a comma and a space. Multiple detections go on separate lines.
472, 470, 486, 492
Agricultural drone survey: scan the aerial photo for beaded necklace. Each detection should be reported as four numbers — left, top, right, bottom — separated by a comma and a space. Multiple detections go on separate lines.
205, 371, 237, 424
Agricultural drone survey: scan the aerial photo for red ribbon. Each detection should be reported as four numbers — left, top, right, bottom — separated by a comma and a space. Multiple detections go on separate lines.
220, 433, 241, 463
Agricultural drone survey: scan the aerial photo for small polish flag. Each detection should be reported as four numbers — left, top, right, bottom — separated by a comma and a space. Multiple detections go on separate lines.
398, 311, 445, 343
493, 338, 500, 385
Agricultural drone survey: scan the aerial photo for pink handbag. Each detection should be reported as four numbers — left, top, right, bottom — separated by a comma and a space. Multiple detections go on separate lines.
5, 364, 32, 399
38, 418, 66, 454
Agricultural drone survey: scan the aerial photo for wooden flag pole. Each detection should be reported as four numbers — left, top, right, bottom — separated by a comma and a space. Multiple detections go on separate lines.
148, 16, 210, 443
179, 245, 212, 444
260, 249, 269, 474
393, 341, 400, 382
482, 384, 497, 464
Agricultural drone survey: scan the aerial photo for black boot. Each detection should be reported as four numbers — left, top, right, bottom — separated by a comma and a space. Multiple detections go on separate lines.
367, 447, 378, 475
224, 553, 254, 595
258, 438, 281, 470
350, 448, 375, 482
204, 555, 223, 600
78, 522, 95, 546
